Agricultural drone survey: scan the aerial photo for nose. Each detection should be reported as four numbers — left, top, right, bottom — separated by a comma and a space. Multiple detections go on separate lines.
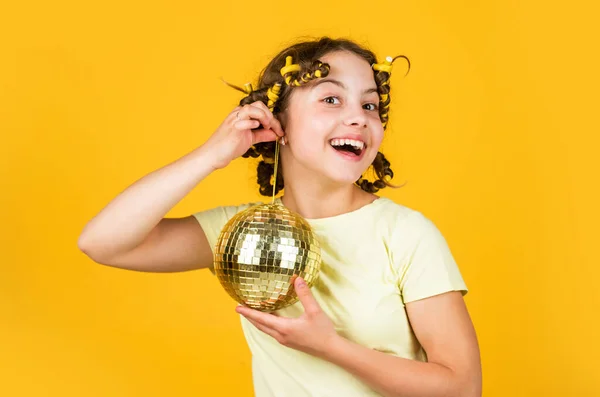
342, 103, 368, 128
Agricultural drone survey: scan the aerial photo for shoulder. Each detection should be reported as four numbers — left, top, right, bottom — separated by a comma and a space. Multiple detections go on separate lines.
191, 200, 263, 231
373, 197, 437, 234
191, 200, 264, 251
192, 200, 262, 221
372, 198, 453, 258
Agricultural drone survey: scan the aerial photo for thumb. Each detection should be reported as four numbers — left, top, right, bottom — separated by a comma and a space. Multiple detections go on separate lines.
295, 277, 319, 315
252, 128, 279, 144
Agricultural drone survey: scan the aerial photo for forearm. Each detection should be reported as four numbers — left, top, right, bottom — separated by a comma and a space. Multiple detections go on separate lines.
322, 336, 477, 397
78, 144, 218, 258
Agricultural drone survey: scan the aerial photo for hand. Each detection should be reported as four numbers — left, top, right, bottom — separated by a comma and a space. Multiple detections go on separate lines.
236, 277, 339, 358
203, 101, 285, 170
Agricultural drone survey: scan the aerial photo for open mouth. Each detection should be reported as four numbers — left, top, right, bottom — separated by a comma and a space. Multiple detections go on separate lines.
329, 138, 366, 157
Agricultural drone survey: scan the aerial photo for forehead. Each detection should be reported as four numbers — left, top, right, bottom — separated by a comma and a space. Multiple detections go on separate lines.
319, 51, 376, 86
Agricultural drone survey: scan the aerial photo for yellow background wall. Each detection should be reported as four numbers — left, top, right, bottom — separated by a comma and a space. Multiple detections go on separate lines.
1, 1, 598, 395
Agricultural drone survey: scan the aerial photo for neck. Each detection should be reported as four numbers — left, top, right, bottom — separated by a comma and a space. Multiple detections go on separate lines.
278, 173, 378, 220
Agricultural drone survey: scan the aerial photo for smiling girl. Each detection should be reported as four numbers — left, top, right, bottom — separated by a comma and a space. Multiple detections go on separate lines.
78, 37, 482, 397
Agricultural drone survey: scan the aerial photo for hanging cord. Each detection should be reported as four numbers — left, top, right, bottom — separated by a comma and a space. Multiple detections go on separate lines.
271, 138, 280, 204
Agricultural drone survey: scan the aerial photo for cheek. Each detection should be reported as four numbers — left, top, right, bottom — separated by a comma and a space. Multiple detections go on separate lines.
286, 107, 336, 144
307, 110, 336, 137
373, 128, 385, 148
371, 119, 385, 144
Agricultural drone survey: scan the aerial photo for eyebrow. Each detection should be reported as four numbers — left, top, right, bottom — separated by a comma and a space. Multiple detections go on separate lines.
312, 78, 379, 95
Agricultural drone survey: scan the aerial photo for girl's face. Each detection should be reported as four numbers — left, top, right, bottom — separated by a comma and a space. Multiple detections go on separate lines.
279, 51, 385, 187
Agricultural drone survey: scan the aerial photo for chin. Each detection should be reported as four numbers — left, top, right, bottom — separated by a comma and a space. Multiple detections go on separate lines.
324, 170, 365, 187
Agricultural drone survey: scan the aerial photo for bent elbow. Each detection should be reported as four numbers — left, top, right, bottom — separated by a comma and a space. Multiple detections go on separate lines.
77, 232, 109, 264
77, 231, 96, 256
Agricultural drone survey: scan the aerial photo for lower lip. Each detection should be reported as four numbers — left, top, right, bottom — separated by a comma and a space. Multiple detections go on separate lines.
329, 145, 366, 162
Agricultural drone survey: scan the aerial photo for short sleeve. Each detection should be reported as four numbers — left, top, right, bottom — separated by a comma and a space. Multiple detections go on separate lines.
192, 202, 258, 273
397, 212, 468, 303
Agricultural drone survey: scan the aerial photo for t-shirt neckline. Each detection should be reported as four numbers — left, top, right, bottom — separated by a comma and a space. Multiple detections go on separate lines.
273, 196, 386, 225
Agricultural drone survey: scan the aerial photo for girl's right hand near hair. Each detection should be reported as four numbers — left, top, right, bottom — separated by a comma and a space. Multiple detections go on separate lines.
203, 101, 285, 170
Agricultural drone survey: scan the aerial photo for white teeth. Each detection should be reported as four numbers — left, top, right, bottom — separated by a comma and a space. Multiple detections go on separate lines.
330, 138, 365, 150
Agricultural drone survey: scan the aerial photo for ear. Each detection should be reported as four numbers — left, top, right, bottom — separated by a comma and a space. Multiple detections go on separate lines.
276, 110, 289, 130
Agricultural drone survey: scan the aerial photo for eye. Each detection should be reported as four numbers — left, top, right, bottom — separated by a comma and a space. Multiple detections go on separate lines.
363, 103, 378, 111
323, 96, 340, 105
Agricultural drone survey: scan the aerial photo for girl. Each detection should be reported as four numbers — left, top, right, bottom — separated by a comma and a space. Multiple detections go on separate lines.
78, 37, 482, 397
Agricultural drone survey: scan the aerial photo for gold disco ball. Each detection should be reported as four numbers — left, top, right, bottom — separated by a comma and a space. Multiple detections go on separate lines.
213, 202, 322, 312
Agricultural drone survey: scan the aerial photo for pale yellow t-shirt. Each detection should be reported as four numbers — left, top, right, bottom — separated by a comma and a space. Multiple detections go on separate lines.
193, 196, 467, 397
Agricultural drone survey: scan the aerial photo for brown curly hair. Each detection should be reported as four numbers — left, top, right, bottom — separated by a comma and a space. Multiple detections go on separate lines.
227, 37, 410, 196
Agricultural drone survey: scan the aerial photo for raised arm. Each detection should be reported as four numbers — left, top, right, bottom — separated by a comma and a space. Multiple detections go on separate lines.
77, 102, 284, 272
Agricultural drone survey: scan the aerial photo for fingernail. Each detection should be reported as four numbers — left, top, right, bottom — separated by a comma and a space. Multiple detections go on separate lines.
297, 278, 306, 287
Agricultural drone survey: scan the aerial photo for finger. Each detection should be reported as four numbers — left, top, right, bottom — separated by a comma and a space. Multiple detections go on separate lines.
234, 119, 261, 131
227, 106, 242, 120
236, 306, 286, 330
249, 101, 275, 124
245, 317, 283, 341
295, 277, 320, 316
251, 101, 286, 137
240, 101, 285, 137
250, 100, 272, 115
269, 117, 285, 138
248, 102, 286, 138
238, 104, 272, 129
252, 129, 279, 145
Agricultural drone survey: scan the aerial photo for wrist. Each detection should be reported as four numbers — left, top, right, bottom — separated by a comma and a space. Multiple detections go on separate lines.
320, 334, 351, 364
190, 143, 228, 172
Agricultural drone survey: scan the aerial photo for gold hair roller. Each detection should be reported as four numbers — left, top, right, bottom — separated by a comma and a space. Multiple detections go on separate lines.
373, 56, 395, 129
372, 56, 394, 74
280, 56, 301, 76
281, 56, 301, 86
267, 83, 282, 111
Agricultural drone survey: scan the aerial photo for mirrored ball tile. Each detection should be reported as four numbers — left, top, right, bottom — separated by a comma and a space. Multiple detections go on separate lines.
214, 203, 322, 312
